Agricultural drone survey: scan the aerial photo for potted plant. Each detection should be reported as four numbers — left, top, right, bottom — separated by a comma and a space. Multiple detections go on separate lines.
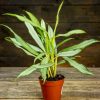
1, 0, 99, 100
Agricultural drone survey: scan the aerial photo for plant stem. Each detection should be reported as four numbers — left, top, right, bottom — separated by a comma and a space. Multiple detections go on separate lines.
54, 56, 57, 77
48, 67, 53, 77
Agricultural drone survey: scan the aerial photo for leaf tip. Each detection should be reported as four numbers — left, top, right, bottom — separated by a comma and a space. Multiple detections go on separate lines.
2, 13, 14, 16
2, 13, 9, 15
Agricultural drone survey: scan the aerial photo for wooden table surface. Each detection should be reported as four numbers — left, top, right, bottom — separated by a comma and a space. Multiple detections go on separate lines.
0, 67, 100, 100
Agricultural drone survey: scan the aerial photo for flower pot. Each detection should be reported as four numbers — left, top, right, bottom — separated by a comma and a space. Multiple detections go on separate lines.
39, 75, 64, 100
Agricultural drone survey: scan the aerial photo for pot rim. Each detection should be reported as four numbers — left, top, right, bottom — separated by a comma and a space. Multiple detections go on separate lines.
39, 74, 65, 82
39, 74, 65, 86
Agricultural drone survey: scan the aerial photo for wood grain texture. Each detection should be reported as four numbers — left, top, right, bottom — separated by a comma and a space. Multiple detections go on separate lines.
0, 5, 100, 23
0, 0, 100, 5
0, 67, 100, 100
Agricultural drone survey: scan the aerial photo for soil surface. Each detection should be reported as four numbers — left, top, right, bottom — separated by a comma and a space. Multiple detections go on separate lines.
39, 74, 65, 81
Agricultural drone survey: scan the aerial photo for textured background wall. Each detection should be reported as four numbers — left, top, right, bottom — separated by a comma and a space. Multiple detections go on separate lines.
0, 0, 100, 67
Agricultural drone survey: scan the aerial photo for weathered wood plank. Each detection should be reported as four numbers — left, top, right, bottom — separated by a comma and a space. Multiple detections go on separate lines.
0, 6, 41, 23
0, 67, 100, 100
0, 98, 100, 100
0, 5, 100, 23
0, 81, 100, 99
0, 67, 100, 81
0, 0, 100, 5
0, 57, 34, 67
41, 5, 100, 23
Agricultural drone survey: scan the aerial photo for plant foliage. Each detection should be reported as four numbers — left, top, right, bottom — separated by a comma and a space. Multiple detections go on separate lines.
1, 0, 99, 81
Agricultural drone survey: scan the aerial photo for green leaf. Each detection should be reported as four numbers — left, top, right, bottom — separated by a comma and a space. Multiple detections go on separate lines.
57, 38, 73, 48
34, 53, 45, 63
48, 25, 54, 39
57, 60, 66, 65
1, 24, 38, 56
17, 64, 39, 78
3, 13, 34, 25
27, 43, 43, 53
38, 63, 53, 68
5, 37, 21, 46
3, 13, 44, 31
40, 19, 47, 39
24, 10, 40, 26
5, 37, 36, 57
58, 49, 81, 57
40, 56, 49, 81
36, 28, 45, 42
40, 68, 47, 82
25, 22, 45, 51
47, 25, 56, 52
64, 57, 93, 75
54, 0, 64, 33
6, 36, 43, 54
41, 19, 46, 30
56, 29, 86, 38
17, 62, 53, 78
62, 39, 99, 52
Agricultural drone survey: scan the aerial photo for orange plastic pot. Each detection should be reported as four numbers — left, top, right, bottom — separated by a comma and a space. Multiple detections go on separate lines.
39, 78, 64, 100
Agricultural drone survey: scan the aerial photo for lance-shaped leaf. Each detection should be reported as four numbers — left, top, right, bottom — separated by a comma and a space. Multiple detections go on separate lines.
6, 36, 43, 53
57, 60, 66, 65
24, 10, 40, 26
17, 62, 53, 78
34, 52, 45, 63
64, 57, 93, 75
54, 0, 64, 33
1, 24, 38, 56
27, 43, 43, 53
17, 63, 52, 78
57, 38, 73, 48
48, 25, 54, 39
3, 13, 44, 31
17, 64, 39, 78
5, 37, 21, 46
36, 28, 45, 43
41, 19, 46, 30
58, 49, 81, 57
40, 56, 49, 82
25, 22, 45, 51
5, 37, 36, 57
56, 29, 86, 38
40, 19, 47, 38
61, 39, 99, 52
3, 13, 34, 25
47, 25, 56, 51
